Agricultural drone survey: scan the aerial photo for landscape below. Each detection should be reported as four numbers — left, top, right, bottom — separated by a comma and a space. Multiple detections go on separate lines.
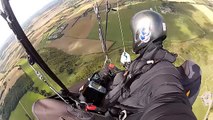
0, 0, 212, 120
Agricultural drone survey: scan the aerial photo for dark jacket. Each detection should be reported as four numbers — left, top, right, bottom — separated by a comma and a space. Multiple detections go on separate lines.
109, 48, 197, 120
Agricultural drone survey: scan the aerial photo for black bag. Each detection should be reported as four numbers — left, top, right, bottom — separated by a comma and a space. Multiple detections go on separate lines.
177, 60, 201, 105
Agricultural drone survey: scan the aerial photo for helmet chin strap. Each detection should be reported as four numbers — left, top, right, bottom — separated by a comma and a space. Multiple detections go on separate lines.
138, 38, 164, 60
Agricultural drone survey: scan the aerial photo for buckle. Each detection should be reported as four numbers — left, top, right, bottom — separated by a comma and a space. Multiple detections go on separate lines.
85, 104, 97, 111
119, 110, 127, 120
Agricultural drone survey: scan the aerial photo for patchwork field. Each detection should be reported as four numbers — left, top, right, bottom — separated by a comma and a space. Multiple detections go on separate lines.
3, 0, 213, 120
48, 14, 113, 55
65, 14, 96, 38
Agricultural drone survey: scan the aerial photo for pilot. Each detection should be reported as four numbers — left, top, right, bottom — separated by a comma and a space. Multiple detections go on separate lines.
104, 10, 199, 120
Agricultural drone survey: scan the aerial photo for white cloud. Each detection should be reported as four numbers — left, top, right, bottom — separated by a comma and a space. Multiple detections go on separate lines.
0, 0, 54, 48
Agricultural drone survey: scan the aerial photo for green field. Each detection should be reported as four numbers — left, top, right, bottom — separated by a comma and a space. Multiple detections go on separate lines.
7, 1, 213, 120
88, 1, 204, 46
10, 92, 44, 120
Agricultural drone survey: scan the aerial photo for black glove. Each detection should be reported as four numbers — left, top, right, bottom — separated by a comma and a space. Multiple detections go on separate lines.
98, 63, 121, 89
79, 64, 121, 106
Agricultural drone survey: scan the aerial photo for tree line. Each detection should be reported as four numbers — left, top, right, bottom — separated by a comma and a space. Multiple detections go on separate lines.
0, 74, 34, 120
29, 87, 52, 97
39, 47, 79, 75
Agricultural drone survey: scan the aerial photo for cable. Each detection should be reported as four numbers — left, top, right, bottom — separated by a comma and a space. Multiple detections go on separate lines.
19, 101, 33, 119
14, 89, 33, 119
116, 0, 126, 52
105, 0, 110, 42
29, 65, 69, 104
93, 1, 111, 66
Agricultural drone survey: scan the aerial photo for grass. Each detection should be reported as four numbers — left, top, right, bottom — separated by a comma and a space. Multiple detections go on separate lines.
10, 92, 44, 120
37, 32, 49, 49
193, 96, 209, 120
88, 1, 203, 47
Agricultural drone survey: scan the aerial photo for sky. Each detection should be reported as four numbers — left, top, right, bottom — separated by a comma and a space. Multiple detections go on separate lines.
0, 0, 54, 49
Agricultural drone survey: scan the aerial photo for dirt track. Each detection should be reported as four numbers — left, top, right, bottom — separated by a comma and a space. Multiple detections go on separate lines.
49, 37, 112, 55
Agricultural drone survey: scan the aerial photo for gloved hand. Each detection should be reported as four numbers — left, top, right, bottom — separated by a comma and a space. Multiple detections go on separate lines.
85, 63, 121, 92
120, 52, 131, 68
97, 64, 119, 87
78, 64, 121, 106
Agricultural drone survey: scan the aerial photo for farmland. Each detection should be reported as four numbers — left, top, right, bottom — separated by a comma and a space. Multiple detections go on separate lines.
0, 0, 212, 120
